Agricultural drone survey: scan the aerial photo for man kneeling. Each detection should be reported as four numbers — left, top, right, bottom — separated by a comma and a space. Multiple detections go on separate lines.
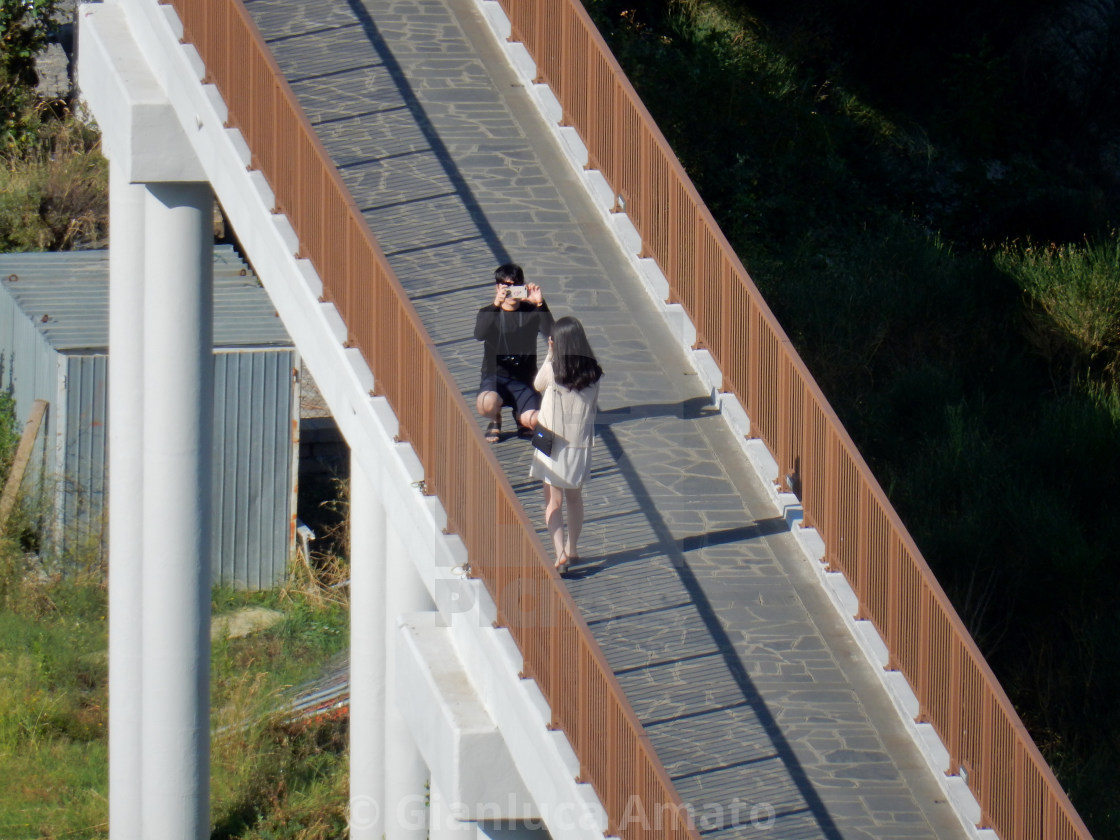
474, 263, 553, 442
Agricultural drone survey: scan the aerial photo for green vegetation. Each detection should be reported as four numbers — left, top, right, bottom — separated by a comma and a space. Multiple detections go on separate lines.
583, 0, 1119, 834
1, 0, 62, 151
209, 586, 350, 840
0, 390, 19, 488
0, 114, 107, 252
1, 0, 107, 252
1, 382, 111, 838
0, 564, 108, 839
0, 561, 350, 840
995, 235, 1120, 387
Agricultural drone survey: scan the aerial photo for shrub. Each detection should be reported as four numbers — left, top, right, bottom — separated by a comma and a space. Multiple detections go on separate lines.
0, 0, 62, 151
0, 389, 18, 488
994, 233, 1120, 386
0, 112, 108, 252
1, 0, 107, 253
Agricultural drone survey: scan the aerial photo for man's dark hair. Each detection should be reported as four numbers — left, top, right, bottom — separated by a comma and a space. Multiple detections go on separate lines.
494, 263, 524, 285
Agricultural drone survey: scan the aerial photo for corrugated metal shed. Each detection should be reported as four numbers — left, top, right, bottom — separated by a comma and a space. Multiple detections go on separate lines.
0, 245, 298, 589
2, 246, 291, 349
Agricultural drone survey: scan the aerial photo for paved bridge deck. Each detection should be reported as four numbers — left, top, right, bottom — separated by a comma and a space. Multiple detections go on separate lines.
244, 0, 969, 836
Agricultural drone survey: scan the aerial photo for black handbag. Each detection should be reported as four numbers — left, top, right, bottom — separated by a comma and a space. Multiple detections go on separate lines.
531, 424, 555, 457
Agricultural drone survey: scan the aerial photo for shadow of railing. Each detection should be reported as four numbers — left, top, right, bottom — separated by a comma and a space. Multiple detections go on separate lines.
584, 424, 844, 838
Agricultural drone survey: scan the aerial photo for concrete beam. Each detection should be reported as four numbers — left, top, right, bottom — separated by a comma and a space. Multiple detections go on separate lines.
77, 4, 206, 182
396, 613, 536, 821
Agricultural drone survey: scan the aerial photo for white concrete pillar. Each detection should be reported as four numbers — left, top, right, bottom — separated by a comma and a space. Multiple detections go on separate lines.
350, 457, 387, 840
107, 161, 146, 840
139, 182, 214, 840
429, 777, 476, 839
386, 526, 432, 839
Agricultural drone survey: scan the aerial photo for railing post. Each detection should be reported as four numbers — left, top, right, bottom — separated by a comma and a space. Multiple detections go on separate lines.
855, 486, 869, 620
948, 638, 962, 774
980, 691, 995, 829
916, 582, 932, 723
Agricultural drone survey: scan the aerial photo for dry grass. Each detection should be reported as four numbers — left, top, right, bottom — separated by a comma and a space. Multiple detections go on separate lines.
0, 109, 107, 252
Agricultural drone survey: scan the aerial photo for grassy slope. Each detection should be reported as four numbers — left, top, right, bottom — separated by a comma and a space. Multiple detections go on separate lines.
0, 575, 109, 840
0, 560, 349, 840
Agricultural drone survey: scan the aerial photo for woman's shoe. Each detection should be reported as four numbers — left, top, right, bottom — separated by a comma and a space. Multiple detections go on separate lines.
555, 552, 571, 576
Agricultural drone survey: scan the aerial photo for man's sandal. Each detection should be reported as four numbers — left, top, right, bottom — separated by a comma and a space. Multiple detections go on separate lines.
485, 421, 501, 443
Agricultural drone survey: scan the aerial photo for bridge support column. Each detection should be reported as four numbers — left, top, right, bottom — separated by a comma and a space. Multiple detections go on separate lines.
386, 526, 432, 839
107, 161, 146, 840
139, 182, 214, 840
429, 777, 477, 838
79, 8, 216, 839
350, 457, 387, 840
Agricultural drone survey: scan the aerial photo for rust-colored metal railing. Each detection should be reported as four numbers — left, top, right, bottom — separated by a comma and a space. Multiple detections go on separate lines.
168, 0, 697, 836
497, 1, 1092, 838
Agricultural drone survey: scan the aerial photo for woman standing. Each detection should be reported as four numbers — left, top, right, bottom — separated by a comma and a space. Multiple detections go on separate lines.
529, 316, 603, 574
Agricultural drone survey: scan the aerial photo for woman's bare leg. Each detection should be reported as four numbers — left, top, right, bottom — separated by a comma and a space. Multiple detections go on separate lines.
543, 482, 566, 563
563, 487, 584, 559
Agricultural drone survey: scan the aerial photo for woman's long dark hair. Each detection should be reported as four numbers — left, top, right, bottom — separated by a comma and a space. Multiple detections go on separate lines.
551, 316, 602, 392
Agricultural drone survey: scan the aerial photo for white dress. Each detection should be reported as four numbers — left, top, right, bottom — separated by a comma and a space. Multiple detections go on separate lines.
528, 359, 599, 489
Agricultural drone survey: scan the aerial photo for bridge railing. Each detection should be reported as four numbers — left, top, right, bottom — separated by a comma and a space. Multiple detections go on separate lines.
170, 0, 697, 836
496, 1, 1091, 838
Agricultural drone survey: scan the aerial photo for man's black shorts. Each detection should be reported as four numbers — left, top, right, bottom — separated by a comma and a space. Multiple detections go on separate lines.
479, 374, 541, 419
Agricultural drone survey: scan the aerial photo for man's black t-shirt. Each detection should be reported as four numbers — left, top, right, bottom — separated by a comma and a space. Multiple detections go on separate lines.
474, 301, 554, 383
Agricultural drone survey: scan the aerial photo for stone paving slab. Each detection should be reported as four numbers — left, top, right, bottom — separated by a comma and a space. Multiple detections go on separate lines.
242, 0, 970, 836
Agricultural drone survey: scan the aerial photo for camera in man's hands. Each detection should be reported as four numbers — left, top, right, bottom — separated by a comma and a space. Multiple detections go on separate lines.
507, 285, 528, 299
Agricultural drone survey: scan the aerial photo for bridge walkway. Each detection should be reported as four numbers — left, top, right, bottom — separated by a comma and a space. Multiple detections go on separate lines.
244, 0, 969, 836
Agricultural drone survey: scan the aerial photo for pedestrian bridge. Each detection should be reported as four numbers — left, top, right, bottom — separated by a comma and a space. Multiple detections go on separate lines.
77, 1, 1091, 838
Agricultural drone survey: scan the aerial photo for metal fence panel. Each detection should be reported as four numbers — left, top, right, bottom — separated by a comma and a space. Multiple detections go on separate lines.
211, 348, 297, 589
1, 250, 297, 588
58, 353, 109, 562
